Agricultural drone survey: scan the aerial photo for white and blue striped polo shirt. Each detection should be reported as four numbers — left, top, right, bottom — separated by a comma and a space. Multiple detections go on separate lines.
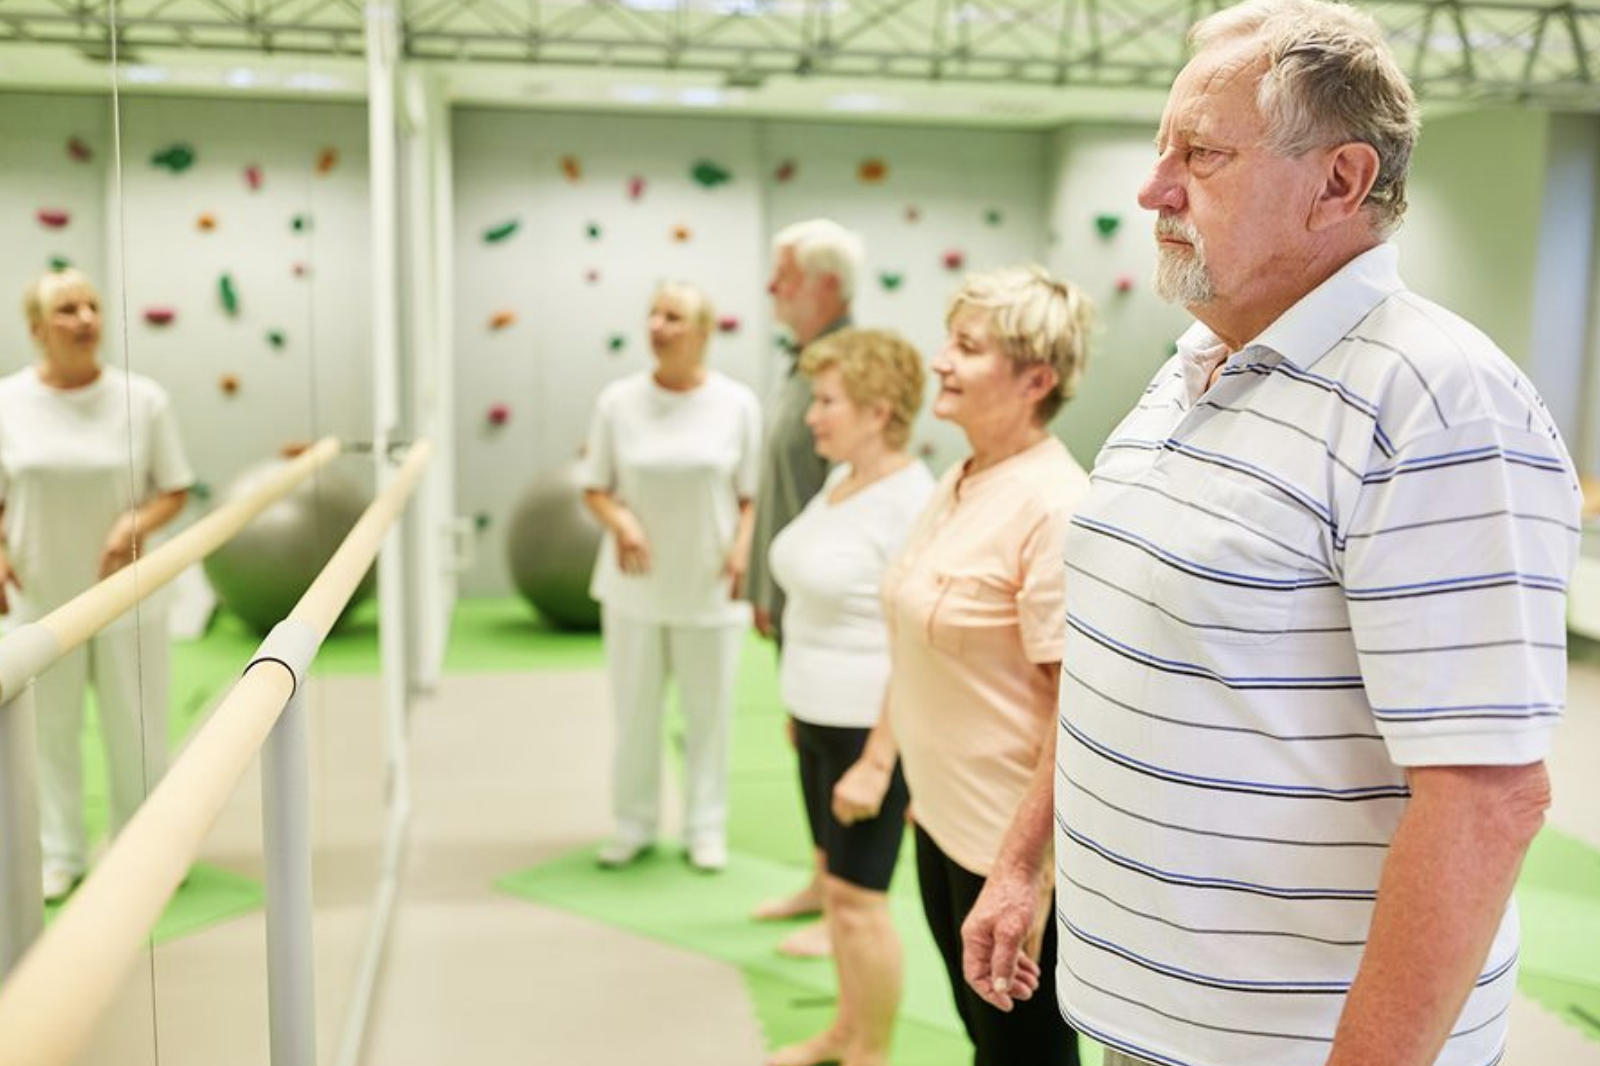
1055, 243, 1582, 1066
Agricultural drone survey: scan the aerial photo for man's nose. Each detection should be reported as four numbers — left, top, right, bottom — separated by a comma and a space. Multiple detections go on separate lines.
1137, 155, 1185, 213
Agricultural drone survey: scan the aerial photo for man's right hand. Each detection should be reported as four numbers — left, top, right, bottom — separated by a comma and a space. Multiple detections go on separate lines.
754, 605, 776, 639
961, 867, 1043, 1012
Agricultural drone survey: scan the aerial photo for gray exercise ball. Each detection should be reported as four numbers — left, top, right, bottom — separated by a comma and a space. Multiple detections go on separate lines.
506, 461, 602, 631
203, 461, 376, 636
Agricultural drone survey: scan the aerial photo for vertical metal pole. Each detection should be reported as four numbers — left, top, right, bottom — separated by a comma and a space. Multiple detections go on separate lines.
0, 685, 44, 979
262, 682, 316, 1066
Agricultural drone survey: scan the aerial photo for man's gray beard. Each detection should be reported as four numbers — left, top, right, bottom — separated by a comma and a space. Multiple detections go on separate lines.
1153, 246, 1215, 306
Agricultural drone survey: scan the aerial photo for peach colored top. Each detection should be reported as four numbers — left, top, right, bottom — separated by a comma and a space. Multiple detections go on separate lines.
883, 436, 1090, 876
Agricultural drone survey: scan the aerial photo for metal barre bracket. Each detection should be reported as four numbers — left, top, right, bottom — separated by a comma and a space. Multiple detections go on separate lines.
246, 619, 323, 696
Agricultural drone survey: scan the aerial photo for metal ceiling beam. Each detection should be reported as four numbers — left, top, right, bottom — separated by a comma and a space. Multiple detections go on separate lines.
0, 0, 1596, 105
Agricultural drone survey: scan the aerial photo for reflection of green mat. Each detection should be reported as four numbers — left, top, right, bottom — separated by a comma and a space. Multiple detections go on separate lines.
1518, 827, 1600, 1042
46, 862, 262, 944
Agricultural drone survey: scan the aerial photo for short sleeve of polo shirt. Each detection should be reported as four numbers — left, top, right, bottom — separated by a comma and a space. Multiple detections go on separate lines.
148, 388, 195, 493
1342, 417, 1580, 767
579, 387, 617, 491
1016, 505, 1071, 664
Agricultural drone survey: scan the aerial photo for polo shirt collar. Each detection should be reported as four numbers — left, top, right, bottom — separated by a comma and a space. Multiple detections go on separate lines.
1247, 242, 1404, 370
1175, 242, 1404, 387
781, 313, 854, 370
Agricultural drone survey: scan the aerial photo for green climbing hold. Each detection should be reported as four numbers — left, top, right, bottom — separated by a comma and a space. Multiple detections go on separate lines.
1095, 213, 1121, 238
291, 213, 311, 233
690, 160, 732, 188
190, 482, 214, 503
484, 219, 519, 243
219, 273, 239, 315
984, 209, 1003, 227
151, 143, 196, 173
266, 329, 286, 350
879, 272, 904, 292
586, 222, 602, 239
474, 512, 492, 532
608, 334, 627, 353
48, 256, 71, 272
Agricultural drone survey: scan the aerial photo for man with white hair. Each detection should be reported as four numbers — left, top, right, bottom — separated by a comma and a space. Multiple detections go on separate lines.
959, 2, 1583, 1064
746, 218, 866, 953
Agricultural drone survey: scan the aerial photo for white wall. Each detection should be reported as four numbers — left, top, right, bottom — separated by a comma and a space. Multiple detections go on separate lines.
0, 93, 110, 356
0, 92, 374, 500
1045, 123, 1192, 466
1400, 107, 1551, 364
451, 109, 1051, 596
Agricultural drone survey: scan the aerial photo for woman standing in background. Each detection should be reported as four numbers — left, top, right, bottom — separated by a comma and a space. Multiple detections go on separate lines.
581, 281, 761, 873
765, 328, 934, 1066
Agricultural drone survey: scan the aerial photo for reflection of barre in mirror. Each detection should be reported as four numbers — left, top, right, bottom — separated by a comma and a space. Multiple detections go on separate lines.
0, 438, 432, 1066
0, 435, 344, 976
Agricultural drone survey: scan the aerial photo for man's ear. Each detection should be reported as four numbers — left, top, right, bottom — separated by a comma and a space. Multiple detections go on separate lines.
1309, 141, 1381, 232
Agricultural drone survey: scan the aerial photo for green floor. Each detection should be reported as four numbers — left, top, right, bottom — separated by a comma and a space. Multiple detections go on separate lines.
65, 596, 1600, 1055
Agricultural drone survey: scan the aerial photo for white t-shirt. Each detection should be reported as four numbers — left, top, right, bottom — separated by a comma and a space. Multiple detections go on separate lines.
581, 369, 761, 627
770, 460, 935, 728
0, 366, 194, 623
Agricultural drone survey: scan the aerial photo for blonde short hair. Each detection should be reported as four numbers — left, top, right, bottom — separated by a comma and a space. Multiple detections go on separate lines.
799, 328, 925, 450
945, 265, 1093, 423
652, 280, 715, 333
1191, 0, 1419, 237
772, 219, 866, 301
23, 267, 97, 327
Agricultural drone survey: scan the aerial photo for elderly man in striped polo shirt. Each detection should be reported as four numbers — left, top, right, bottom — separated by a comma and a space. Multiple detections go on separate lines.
958, 1, 1585, 1064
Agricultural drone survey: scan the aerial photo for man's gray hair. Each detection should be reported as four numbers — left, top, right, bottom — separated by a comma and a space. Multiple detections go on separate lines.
772, 219, 866, 301
1192, 0, 1420, 236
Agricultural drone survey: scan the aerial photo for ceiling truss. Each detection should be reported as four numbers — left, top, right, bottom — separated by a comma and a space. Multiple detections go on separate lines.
0, 0, 1596, 106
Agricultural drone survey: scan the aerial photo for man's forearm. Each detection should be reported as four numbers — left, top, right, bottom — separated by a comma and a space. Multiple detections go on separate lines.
992, 724, 1056, 884
1326, 762, 1549, 1066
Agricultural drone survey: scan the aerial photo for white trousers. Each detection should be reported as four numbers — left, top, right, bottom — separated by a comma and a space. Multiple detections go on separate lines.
600, 610, 743, 847
35, 616, 169, 874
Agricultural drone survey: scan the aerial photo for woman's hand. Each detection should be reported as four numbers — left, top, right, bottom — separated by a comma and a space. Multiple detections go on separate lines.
98, 515, 140, 578
832, 755, 893, 825
611, 510, 652, 575
723, 546, 748, 600
0, 548, 20, 615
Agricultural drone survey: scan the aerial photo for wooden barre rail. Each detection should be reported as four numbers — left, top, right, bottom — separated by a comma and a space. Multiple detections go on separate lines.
0, 439, 432, 1066
0, 437, 343, 705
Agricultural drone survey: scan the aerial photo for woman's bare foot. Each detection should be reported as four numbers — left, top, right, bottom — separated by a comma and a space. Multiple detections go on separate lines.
776, 918, 832, 958
752, 882, 823, 921
766, 1027, 848, 1066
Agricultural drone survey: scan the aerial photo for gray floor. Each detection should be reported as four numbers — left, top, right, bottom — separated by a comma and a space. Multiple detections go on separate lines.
70, 656, 1600, 1065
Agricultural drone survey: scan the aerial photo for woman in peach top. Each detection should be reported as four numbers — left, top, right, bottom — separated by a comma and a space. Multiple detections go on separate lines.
834, 265, 1094, 1066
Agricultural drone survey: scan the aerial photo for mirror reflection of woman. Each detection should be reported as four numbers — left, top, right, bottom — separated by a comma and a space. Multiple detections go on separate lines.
581, 282, 761, 873
0, 269, 194, 903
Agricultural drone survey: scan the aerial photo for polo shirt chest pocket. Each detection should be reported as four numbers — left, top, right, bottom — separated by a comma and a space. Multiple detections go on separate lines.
926, 572, 1016, 656
1151, 474, 1329, 646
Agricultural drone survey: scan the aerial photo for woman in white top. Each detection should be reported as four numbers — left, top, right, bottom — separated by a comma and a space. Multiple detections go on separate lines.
766, 329, 934, 1066
0, 269, 193, 902
581, 282, 761, 873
